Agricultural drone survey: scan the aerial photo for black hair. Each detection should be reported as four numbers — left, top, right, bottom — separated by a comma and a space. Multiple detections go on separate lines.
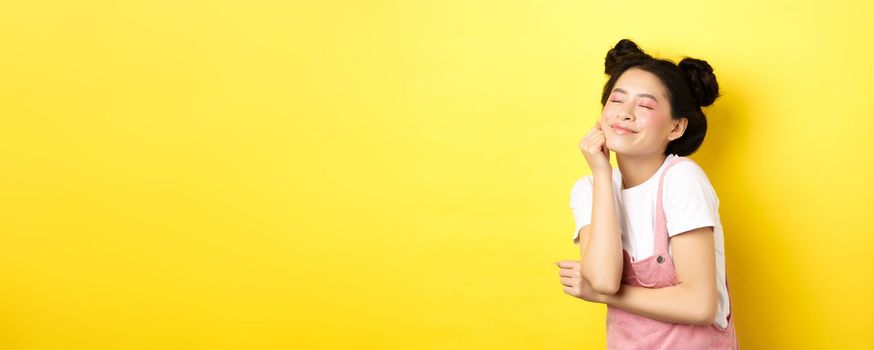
600, 39, 720, 156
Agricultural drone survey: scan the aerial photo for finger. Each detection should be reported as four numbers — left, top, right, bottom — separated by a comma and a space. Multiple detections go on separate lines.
585, 132, 605, 148
584, 124, 603, 138
560, 277, 577, 287
563, 286, 577, 296
559, 269, 580, 278
590, 137, 605, 149
555, 260, 579, 269
583, 130, 600, 142
589, 128, 603, 138
581, 133, 601, 149
557, 263, 581, 273
589, 137, 605, 151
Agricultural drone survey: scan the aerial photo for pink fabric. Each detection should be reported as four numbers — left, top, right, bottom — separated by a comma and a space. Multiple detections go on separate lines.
605, 156, 739, 349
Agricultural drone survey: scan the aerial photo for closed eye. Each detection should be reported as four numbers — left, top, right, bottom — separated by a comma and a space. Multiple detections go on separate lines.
639, 105, 653, 110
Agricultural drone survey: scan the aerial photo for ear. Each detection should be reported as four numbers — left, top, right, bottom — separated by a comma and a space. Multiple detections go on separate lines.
667, 117, 688, 141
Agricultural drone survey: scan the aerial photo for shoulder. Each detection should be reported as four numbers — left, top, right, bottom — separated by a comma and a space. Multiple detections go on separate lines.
661, 157, 721, 234
572, 168, 621, 192
575, 175, 593, 186
569, 176, 592, 208
664, 157, 712, 186
571, 175, 593, 194
662, 157, 719, 201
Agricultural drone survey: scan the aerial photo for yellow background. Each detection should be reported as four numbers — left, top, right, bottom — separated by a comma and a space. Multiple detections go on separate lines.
1, 0, 872, 349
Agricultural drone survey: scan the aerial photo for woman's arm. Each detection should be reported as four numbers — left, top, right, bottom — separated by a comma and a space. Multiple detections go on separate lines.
597, 226, 718, 325
579, 170, 624, 295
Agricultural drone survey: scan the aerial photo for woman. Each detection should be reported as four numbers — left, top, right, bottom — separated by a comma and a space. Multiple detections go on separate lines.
555, 39, 739, 349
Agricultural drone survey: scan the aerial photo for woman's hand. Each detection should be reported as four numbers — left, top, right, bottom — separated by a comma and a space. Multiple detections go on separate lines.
556, 260, 606, 303
578, 121, 612, 174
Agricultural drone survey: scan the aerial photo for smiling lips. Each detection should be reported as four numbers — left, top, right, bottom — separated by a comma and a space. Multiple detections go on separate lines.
610, 124, 638, 134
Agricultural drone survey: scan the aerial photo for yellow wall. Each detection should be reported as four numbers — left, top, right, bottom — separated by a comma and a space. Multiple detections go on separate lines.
1, 0, 872, 349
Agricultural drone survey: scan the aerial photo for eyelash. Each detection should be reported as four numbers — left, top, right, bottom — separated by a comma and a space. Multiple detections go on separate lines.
611, 100, 653, 110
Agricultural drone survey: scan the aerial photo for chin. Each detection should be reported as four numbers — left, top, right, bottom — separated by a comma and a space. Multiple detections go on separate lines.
606, 143, 644, 157
605, 140, 631, 154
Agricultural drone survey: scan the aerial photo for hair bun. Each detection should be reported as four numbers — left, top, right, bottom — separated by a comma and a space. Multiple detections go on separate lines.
604, 39, 649, 75
678, 58, 719, 107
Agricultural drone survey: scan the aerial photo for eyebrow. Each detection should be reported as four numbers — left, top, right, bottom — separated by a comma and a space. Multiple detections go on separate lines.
611, 88, 660, 103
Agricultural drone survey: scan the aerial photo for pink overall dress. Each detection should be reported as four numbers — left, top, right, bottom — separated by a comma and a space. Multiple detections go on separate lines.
605, 156, 739, 350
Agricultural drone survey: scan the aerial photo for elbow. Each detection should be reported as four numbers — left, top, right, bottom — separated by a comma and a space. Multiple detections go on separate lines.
587, 276, 621, 295
581, 266, 621, 295
680, 282, 717, 326
580, 263, 621, 295
689, 300, 717, 326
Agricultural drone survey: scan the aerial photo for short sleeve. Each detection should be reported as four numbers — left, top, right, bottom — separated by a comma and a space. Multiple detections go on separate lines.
569, 176, 594, 245
662, 161, 720, 237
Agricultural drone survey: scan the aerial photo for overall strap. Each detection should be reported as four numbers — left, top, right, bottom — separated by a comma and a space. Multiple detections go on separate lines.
653, 156, 690, 254
653, 156, 736, 329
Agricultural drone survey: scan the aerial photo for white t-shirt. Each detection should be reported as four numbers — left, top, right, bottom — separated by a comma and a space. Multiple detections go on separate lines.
569, 154, 730, 329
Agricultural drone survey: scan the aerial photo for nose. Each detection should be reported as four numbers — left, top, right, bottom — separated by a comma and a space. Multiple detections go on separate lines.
617, 103, 635, 122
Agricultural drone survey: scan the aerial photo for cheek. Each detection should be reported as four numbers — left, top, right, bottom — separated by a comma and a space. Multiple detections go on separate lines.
639, 113, 671, 131
600, 106, 615, 119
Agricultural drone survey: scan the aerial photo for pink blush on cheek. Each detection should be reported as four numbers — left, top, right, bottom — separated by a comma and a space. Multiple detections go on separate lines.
645, 112, 672, 126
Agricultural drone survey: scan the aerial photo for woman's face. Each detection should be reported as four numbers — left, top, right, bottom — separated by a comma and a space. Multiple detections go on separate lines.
600, 68, 685, 156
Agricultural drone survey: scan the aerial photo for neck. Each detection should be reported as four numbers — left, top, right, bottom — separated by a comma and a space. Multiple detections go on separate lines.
616, 152, 668, 190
